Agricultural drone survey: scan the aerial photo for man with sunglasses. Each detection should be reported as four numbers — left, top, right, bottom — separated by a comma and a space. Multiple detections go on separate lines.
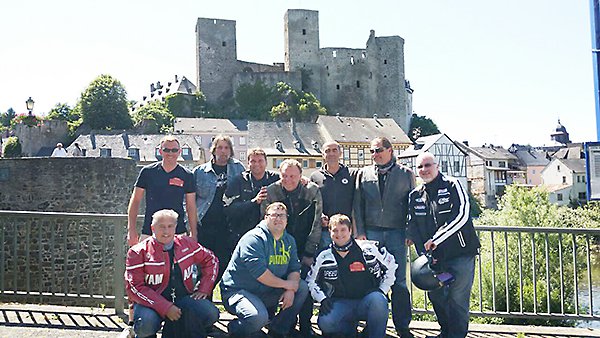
354, 136, 415, 338
124, 135, 198, 337
406, 152, 480, 338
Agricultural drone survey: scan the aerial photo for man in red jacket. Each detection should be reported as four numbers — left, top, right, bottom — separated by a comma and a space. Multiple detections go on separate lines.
125, 209, 219, 338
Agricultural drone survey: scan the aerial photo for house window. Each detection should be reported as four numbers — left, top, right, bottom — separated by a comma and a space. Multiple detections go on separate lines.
557, 193, 563, 201
155, 148, 161, 157
316, 160, 323, 168
343, 148, 350, 161
274, 159, 283, 168
454, 160, 460, 174
128, 148, 139, 159
239, 136, 246, 145
579, 192, 587, 200
182, 147, 191, 156
557, 165, 560, 171
498, 161, 506, 168
441, 161, 448, 173
358, 149, 364, 161
302, 160, 308, 168
532, 169, 536, 174
239, 151, 246, 160
562, 176, 567, 184
100, 148, 112, 158
577, 176, 580, 183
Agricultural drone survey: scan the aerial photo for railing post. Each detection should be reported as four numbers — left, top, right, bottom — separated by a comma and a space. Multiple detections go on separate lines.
113, 220, 125, 316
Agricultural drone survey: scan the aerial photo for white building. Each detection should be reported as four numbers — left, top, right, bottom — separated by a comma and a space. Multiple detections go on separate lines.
541, 158, 587, 206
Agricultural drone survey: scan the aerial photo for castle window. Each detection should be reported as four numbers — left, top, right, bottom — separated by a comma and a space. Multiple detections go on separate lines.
305, 41, 307, 44
336, 84, 340, 90
369, 72, 372, 79
350, 56, 355, 65
213, 19, 217, 24
384, 59, 387, 64
332, 50, 337, 58
302, 29, 306, 35
356, 81, 360, 88
384, 75, 387, 78
222, 41, 226, 47
362, 52, 366, 58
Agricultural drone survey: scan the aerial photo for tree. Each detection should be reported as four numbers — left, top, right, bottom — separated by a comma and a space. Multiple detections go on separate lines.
79, 74, 132, 130
0, 108, 15, 127
409, 113, 440, 141
270, 82, 326, 121
165, 91, 207, 117
2, 136, 21, 158
46, 103, 80, 122
234, 81, 276, 120
132, 100, 175, 134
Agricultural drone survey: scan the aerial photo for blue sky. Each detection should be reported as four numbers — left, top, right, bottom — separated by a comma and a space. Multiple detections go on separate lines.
0, 0, 595, 147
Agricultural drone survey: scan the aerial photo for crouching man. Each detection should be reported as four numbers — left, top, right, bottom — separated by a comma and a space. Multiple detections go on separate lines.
220, 202, 309, 338
125, 209, 219, 338
307, 214, 397, 338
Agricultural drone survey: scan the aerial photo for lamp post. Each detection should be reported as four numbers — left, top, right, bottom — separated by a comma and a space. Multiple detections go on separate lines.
25, 97, 35, 116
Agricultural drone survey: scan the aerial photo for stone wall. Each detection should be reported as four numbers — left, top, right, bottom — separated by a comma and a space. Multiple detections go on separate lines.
0, 158, 138, 305
15, 120, 68, 156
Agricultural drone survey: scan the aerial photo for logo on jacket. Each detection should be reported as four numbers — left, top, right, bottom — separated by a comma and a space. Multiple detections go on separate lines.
269, 244, 291, 265
145, 273, 164, 285
183, 265, 194, 280
341, 178, 349, 185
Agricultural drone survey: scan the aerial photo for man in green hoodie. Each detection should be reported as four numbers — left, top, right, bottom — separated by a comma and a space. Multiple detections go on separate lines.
220, 202, 309, 338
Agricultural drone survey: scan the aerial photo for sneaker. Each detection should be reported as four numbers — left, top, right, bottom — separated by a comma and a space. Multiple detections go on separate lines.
397, 328, 415, 338
119, 326, 135, 338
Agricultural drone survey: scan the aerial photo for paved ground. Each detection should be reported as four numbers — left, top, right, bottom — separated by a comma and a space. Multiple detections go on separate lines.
1, 303, 599, 338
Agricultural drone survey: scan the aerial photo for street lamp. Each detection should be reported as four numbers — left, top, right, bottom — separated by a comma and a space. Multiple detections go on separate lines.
25, 97, 35, 116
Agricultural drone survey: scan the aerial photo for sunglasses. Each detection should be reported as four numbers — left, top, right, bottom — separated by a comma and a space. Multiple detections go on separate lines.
369, 147, 386, 154
417, 163, 435, 169
162, 148, 180, 153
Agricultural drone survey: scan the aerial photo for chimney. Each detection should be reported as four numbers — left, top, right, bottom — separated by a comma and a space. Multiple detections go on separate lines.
175, 75, 179, 83
463, 141, 469, 146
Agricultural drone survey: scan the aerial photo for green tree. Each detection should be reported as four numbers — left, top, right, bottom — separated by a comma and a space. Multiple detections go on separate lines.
46, 103, 80, 122
409, 113, 440, 141
79, 74, 132, 130
270, 82, 326, 121
165, 91, 207, 117
2, 136, 21, 158
132, 100, 175, 134
234, 81, 276, 120
473, 185, 594, 326
0, 108, 16, 127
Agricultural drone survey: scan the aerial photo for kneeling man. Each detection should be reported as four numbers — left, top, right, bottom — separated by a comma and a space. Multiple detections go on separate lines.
125, 209, 219, 338
220, 202, 309, 338
307, 214, 397, 338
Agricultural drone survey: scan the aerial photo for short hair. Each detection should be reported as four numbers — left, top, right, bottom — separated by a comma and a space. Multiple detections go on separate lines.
247, 147, 267, 161
160, 135, 180, 147
265, 202, 287, 215
372, 137, 392, 149
416, 152, 437, 164
210, 135, 234, 158
151, 209, 178, 226
56, 143, 63, 147
328, 214, 352, 231
279, 159, 302, 174
321, 141, 340, 152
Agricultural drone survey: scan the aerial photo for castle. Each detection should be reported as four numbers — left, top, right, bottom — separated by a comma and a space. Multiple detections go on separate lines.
196, 9, 412, 131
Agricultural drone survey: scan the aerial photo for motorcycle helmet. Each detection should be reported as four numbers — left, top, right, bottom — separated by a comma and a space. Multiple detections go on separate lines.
410, 253, 454, 291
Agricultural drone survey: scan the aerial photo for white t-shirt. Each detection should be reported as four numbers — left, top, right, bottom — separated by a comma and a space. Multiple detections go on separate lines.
51, 147, 68, 157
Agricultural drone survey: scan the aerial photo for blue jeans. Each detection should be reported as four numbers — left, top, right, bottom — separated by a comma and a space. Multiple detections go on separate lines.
318, 291, 389, 338
428, 255, 476, 338
222, 280, 309, 336
133, 296, 219, 338
366, 227, 411, 330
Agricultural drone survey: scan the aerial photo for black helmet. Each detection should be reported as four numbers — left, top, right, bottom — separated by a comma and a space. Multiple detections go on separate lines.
410, 254, 449, 291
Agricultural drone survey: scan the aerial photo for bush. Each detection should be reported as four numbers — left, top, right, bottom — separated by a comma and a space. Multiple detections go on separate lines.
2, 136, 21, 158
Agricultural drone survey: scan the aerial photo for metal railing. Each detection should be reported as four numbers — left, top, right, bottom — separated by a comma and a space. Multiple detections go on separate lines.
0, 210, 127, 316
410, 225, 600, 323
1, 210, 599, 323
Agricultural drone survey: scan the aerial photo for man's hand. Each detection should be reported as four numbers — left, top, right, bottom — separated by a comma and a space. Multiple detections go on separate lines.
319, 298, 334, 315
424, 239, 437, 251
405, 238, 414, 246
282, 279, 299, 292
355, 234, 367, 240
165, 305, 182, 321
127, 229, 139, 247
279, 290, 295, 310
251, 186, 268, 204
191, 290, 209, 300
320, 214, 329, 228
301, 256, 314, 267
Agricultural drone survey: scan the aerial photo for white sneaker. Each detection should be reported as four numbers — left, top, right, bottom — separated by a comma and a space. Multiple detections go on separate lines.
119, 326, 135, 338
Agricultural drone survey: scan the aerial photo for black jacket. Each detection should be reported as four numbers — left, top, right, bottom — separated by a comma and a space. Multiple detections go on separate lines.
407, 173, 480, 262
223, 170, 280, 244
310, 164, 358, 219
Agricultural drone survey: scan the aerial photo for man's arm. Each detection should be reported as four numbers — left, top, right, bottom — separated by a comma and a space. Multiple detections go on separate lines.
185, 192, 198, 240
429, 179, 471, 248
256, 269, 299, 291
306, 254, 327, 302
373, 244, 398, 294
127, 187, 144, 247
193, 241, 219, 295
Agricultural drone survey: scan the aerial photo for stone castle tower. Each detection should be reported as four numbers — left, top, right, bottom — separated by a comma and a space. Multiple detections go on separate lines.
196, 9, 411, 132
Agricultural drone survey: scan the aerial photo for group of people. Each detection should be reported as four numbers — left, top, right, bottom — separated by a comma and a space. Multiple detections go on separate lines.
123, 134, 480, 338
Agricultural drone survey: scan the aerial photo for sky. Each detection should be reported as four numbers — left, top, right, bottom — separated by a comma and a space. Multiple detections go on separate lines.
0, 0, 595, 147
